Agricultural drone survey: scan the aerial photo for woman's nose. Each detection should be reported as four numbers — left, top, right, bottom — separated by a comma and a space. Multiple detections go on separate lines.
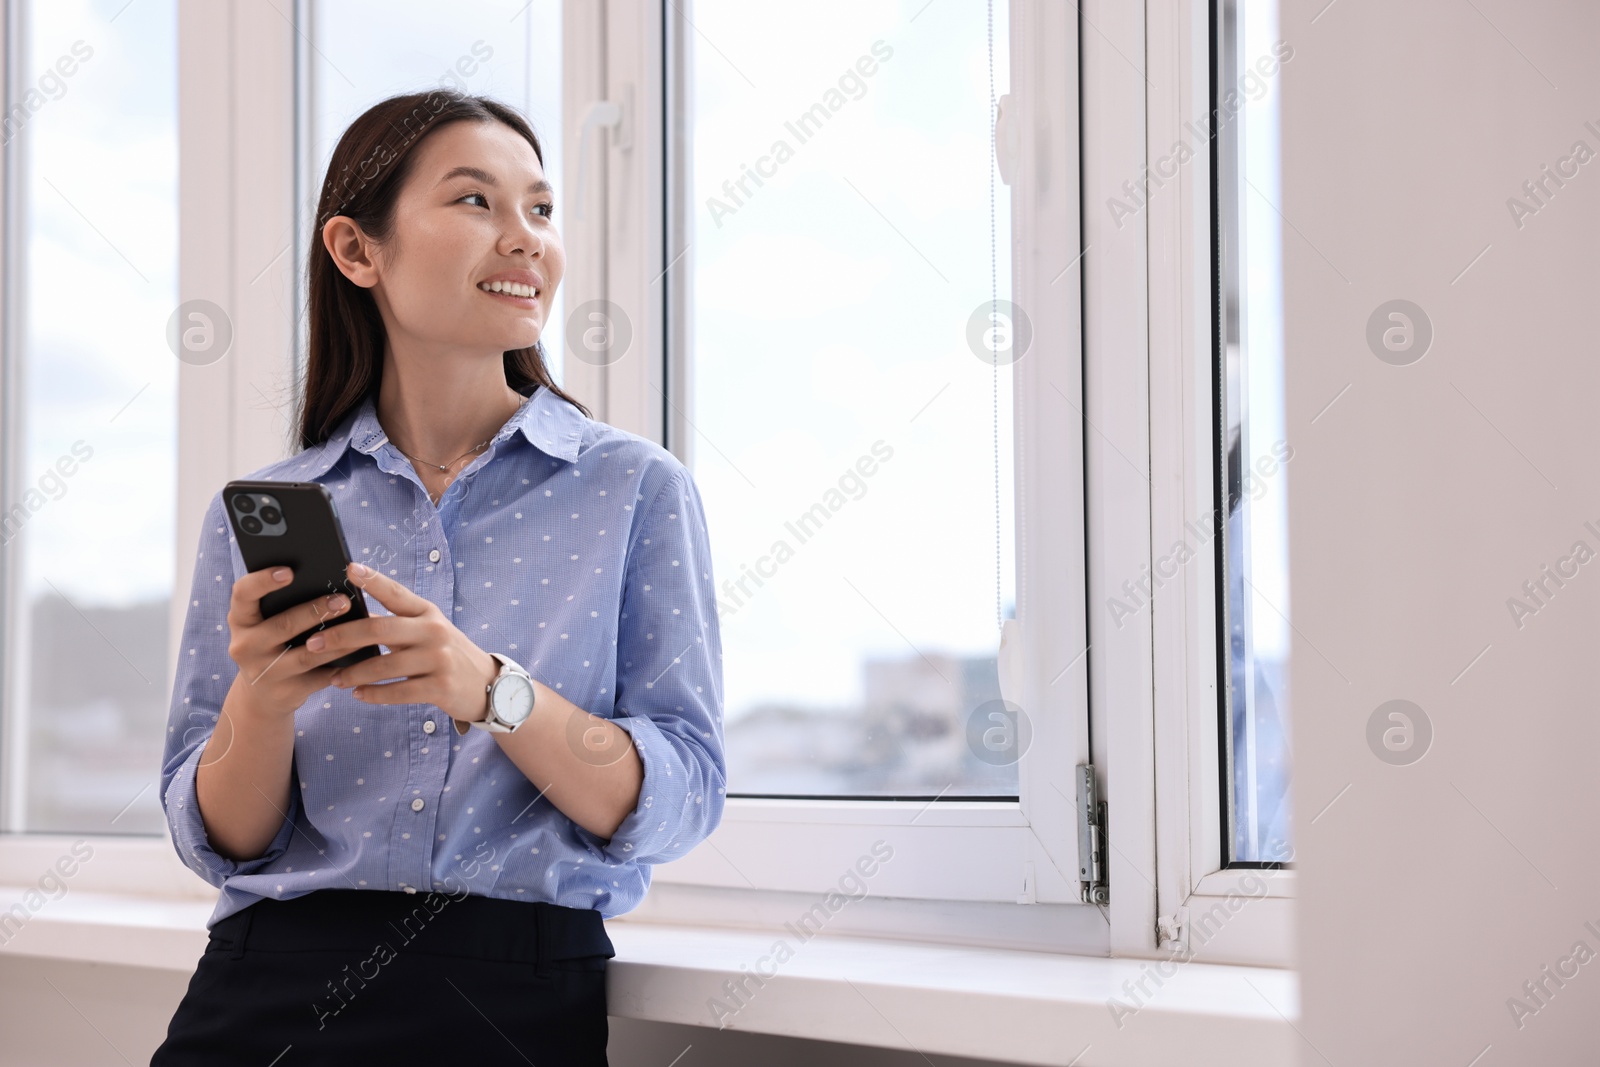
500, 215, 545, 257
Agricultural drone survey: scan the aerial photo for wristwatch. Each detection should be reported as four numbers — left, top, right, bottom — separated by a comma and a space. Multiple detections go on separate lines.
454, 652, 536, 736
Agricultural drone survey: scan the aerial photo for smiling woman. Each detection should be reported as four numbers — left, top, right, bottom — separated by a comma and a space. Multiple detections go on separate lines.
152, 90, 726, 1066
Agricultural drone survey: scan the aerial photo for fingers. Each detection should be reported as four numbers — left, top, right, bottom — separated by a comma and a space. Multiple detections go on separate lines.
341, 677, 427, 705
279, 588, 355, 646
231, 565, 295, 629
225, 566, 363, 720
227, 562, 441, 709
325, 647, 430, 691
344, 561, 432, 617
229, 566, 357, 671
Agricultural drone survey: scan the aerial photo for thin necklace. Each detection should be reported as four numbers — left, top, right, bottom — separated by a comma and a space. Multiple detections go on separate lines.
391, 436, 493, 473
388, 393, 525, 504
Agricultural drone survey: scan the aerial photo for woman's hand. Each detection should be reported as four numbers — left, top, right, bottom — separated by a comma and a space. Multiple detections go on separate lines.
312, 561, 497, 730
225, 564, 360, 724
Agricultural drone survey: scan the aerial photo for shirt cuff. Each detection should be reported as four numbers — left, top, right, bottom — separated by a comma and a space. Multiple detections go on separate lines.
163, 741, 299, 887
587, 713, 713, 865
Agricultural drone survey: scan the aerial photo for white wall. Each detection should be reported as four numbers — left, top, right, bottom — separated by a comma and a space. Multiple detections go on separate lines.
1284, 0, 1600, 1061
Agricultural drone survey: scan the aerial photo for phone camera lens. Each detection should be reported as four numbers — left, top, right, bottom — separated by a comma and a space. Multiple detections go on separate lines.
259, 506, 281, 524
232, 495, 256, 513
240, 515, 263, 535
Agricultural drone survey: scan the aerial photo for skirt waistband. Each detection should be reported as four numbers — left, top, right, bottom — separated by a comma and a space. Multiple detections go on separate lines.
211, 889, 615, 975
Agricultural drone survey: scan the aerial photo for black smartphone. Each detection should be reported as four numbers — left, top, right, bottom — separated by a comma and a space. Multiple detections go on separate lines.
222, 479, 384, 671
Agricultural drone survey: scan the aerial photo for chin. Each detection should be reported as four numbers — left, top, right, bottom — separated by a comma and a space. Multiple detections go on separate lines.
501, 325, 545, 352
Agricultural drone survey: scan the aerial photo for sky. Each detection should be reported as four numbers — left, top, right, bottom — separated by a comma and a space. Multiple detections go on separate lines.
1241, 0, 1290, 663
684, 0, 1019, 716
18, 0, 180, 610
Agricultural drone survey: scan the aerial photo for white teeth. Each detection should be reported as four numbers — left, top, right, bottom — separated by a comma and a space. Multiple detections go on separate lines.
480, 280, 538, 298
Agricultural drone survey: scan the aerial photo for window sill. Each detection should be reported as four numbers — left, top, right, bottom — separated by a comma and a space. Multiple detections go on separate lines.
0, 884, 215, 971
0, 885, 1297, 1065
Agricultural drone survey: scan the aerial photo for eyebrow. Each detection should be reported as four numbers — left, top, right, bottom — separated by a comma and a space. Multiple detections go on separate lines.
437, 165, 552, 196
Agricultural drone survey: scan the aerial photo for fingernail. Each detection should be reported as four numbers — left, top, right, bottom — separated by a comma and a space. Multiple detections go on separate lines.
329, 595, 348, 610
307, 634, 325, 651
273, 567, 291, 581
351, 562, 370, 576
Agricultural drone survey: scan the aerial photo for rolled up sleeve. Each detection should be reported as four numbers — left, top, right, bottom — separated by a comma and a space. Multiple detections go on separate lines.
590, 465, 726, 866
159, 489, 298, 887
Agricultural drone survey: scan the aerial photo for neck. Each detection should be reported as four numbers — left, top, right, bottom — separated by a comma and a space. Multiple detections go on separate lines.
375, 358, 527, 467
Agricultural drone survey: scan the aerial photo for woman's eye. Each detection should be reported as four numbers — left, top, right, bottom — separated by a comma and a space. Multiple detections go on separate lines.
460, 193, 553, 219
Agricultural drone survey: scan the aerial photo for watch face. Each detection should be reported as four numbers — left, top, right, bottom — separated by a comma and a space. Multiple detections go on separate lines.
492, 674, 535, 725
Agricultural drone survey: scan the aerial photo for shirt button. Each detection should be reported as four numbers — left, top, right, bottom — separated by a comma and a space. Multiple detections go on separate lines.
411, 798, 425, 811
423, 720, 436, 734
428, 549, 441, 562
402, 885, 417, 895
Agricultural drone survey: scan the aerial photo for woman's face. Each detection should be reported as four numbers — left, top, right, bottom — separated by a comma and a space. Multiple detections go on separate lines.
357, 119, 564, 360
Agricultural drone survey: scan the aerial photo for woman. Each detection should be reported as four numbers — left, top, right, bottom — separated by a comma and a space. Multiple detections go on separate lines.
152, 90, 726, 1065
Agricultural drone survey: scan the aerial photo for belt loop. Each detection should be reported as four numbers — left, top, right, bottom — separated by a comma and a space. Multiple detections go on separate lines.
533, 903, 554, 979
228, 906, 256, 961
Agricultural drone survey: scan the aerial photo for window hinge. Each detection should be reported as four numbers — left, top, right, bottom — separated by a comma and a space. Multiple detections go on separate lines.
1076, 764, 1109, 905
1157, 906, 1190, 950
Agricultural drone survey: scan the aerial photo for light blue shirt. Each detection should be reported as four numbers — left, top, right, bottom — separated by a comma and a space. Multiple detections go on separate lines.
160, 383, 726, 929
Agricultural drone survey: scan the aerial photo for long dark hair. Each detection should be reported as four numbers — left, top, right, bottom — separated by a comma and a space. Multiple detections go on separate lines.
293, 89, 590, 453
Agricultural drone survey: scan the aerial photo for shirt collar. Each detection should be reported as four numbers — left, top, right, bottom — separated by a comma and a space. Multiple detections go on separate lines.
303, 383, 585, 481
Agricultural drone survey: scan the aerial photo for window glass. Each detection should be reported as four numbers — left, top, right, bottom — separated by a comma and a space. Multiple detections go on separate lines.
1217, 0, 1292, 865
11, 0, 178, 834
678, 1, 1020, 797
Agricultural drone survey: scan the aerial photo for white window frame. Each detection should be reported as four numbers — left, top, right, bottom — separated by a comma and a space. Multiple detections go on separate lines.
0, 0, 1294, 970
1085, 0, 1293, 967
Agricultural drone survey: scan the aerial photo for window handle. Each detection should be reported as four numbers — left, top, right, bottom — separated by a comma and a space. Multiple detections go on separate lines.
997, 616, 1023, 708
573, 92, 630, 223
994, 92, 1018, 187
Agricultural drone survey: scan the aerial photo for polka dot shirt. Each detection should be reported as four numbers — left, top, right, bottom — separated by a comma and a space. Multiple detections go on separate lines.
158, 384, 726, 931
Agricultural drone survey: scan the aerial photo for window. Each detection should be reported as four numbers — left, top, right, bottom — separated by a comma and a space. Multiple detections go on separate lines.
640, 0, 1091, 924
672, 0, 1018, 799
1, 0, 177, 835
1215, 0, 1292, 868
0, 1, 1295, 968
1106, 0, 1294, 965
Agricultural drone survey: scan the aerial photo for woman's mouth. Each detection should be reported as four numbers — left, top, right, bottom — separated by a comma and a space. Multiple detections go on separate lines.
477, 281, 540, 307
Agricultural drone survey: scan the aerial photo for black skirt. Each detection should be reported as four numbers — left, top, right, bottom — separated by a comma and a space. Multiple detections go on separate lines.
151, 888, 615, 1065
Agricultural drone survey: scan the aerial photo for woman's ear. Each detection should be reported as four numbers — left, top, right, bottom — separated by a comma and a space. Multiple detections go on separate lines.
322, 215, 379, 288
